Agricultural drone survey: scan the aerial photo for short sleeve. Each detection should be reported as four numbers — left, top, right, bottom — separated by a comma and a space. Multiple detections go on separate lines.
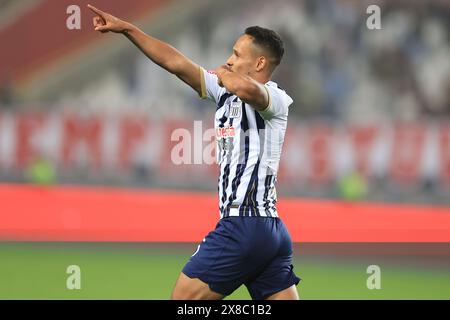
257, 85, 293, 120
199, 67, 226, 103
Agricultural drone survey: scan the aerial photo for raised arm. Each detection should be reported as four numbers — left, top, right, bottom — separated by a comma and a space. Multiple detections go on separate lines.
87, 4, 202, 96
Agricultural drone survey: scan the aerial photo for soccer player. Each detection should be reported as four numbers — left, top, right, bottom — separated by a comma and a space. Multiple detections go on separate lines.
88, 4, 300, 300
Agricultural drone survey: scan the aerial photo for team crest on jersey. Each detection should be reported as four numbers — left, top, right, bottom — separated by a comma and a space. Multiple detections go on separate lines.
229, 102, 241, 118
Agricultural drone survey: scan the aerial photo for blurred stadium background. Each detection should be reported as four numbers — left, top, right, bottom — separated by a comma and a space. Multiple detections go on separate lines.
0, 0, 450, 299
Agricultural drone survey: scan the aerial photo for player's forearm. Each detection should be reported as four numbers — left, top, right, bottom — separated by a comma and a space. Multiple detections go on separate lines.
123, 23, 188, 75
219, 70, 268, 111
219, 71, 249, 96
220, 72, 258, 101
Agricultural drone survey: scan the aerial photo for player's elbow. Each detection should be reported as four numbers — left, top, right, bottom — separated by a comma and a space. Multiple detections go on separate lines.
163, 51, 189, 75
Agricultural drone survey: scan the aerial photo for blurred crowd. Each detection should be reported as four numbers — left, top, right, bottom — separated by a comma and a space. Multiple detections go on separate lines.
0, 0, 449, 204
31, 0, 448, 123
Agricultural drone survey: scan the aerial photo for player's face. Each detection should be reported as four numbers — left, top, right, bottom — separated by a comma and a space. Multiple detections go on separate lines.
226, 35, 260, 77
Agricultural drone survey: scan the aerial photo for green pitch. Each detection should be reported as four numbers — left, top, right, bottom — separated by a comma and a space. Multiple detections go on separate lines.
0, 243, 449, 300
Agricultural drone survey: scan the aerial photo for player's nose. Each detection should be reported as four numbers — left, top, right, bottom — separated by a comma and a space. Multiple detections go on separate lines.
226, 55, 234, 66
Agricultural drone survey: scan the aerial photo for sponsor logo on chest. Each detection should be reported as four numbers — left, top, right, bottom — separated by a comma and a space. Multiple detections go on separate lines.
216, 126, 235, 138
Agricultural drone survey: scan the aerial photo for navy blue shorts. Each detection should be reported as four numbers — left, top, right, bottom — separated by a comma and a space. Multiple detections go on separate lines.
182, 216, 300, 300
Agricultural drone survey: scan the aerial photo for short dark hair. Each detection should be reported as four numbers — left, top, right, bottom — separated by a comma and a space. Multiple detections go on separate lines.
244, 26, 285, 66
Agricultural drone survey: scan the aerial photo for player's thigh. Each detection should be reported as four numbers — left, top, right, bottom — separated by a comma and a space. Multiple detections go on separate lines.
265, 284, 299, 300
171, 272, 224, 300
245, 220, 301, 300
245, 261, 300, 300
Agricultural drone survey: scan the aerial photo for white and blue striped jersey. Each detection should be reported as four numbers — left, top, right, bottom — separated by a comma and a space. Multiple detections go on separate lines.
199, 67, 293, 218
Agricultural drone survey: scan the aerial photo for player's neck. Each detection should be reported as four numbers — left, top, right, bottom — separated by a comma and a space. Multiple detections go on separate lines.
253, 73, 271, 85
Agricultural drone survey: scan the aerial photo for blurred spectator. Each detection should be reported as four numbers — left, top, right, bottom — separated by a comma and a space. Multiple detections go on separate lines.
0, 78, 14, 108
26, 155, 57, 185
1, 0, 449, 203
46, 0, 449, 122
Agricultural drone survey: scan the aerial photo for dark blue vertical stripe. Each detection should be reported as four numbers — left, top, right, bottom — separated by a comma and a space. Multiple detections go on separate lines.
254, 110, 265, 131
251, 165, 260, 217
224, 103, 250, 216
217, 92, 233, 110
220, 164, 231, 213
270, 176, 277, 216
218, 108, 227, 128
263, 175, 273, 217
218, 97, 239, 217
217, 97, 229, 216
240, 159, 260, 217
240, 102, 249, 132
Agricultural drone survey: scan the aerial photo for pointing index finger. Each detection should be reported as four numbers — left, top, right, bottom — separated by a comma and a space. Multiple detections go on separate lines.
87, 4, 105, 17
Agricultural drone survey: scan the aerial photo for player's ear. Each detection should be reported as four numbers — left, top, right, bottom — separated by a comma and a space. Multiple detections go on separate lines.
255, 56, 266, 72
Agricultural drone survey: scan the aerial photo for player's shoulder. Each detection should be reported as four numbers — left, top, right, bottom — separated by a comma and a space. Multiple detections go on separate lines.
266, 81, 293, 105
266, 81, 285, 91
